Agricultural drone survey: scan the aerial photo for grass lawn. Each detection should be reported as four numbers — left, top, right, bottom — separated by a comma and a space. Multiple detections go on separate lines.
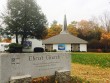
71, 52, 110, 68
71, 63, 110, 83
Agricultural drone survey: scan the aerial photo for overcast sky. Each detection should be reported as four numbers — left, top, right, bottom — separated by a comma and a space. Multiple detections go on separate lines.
0, 0, 110, 25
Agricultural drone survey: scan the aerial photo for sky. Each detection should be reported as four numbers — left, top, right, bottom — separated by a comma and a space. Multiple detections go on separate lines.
0, 0, 110, 25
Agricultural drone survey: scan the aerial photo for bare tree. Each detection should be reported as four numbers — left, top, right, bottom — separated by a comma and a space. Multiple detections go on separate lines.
99, 12, 110, 32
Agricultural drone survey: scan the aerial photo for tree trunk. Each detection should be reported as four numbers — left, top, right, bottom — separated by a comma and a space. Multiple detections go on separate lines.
105, 41, 108, 52
21, 35, 25, 45
16, 33, 18, 44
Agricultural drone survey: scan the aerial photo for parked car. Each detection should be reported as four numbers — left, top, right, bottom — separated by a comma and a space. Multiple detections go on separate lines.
34, 47, 44, 52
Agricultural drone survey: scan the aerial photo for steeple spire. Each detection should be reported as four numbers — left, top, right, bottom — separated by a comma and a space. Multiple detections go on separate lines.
60, 15, 68, 34
64, 15, 67, 32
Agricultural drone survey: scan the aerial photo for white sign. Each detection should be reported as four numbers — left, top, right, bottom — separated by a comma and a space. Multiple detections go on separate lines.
0, 53, 71, 83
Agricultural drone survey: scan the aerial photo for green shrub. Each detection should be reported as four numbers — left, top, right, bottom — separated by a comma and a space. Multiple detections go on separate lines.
8, 43, 23, 53
45, 49, 57, 52
51, 49, 57, 52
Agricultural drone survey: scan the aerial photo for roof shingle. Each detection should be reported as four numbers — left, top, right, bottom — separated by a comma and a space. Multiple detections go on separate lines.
43, 33, 88, 44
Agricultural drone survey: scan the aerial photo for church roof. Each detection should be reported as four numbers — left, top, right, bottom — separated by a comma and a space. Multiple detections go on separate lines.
43, 15, 87, 44
43, 33, 88, 44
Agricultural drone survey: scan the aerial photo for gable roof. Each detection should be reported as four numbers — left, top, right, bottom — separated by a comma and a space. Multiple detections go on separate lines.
43, 33, 88, 44
43, 15, 87, 44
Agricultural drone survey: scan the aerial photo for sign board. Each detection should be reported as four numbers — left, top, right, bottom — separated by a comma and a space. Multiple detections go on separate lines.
0, 53, 71, 83
23, 41, 32, 49
58, 44, 65, 50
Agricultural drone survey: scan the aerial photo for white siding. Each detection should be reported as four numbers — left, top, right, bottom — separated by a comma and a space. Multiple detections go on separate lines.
11, 37, 21, 43
53, 44, 71, 52
0, 43, 10, 52
53, 44, 58, 51
65, 44, 71, 51
11, 38, 42, 52
80, 44, 87, 52
23, 39, 42, 52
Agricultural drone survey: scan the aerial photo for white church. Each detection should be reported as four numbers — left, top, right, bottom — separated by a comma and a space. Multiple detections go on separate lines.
43, 15, 88, 52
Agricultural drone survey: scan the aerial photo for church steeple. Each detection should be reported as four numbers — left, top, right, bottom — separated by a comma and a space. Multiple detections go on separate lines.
61, 15, 68, 34
64, 15, 67, 32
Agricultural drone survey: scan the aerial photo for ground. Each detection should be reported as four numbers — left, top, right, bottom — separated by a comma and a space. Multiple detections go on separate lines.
71, 63, 110, 83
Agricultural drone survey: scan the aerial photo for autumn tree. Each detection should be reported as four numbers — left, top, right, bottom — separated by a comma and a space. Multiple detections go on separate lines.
3, 0, 47, 45
98, 12, 110, 51
67, 21, 78, 36
77, 20, 91, 40
50, 20, 62, 34
45, 20, 62, 39
100, 32, 110, 51
77, 20, 104, 41
2, 37, 12, 43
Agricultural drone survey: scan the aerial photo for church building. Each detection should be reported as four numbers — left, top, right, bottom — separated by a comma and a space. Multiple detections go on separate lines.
43, 15, 87, 52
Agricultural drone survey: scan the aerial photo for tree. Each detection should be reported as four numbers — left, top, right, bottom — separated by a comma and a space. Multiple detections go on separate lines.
77, 20, 104, 41
3, 0, 47, 45
99, 12, 110, 32
67, 22, 78, 36
2, 37, 12, 43
0, 28, 5, 36
45, 20, 62, 39
100, 32, 110, 51
99, 12, 110, 51
50, 20, 62, 34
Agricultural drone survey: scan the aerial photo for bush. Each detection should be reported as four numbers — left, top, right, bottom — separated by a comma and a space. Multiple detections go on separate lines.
34, 47, 44, 52
45, 49, 48, 52
8, 43, 23, 53
51, 49, 57, 52
88, 49, 102, 52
